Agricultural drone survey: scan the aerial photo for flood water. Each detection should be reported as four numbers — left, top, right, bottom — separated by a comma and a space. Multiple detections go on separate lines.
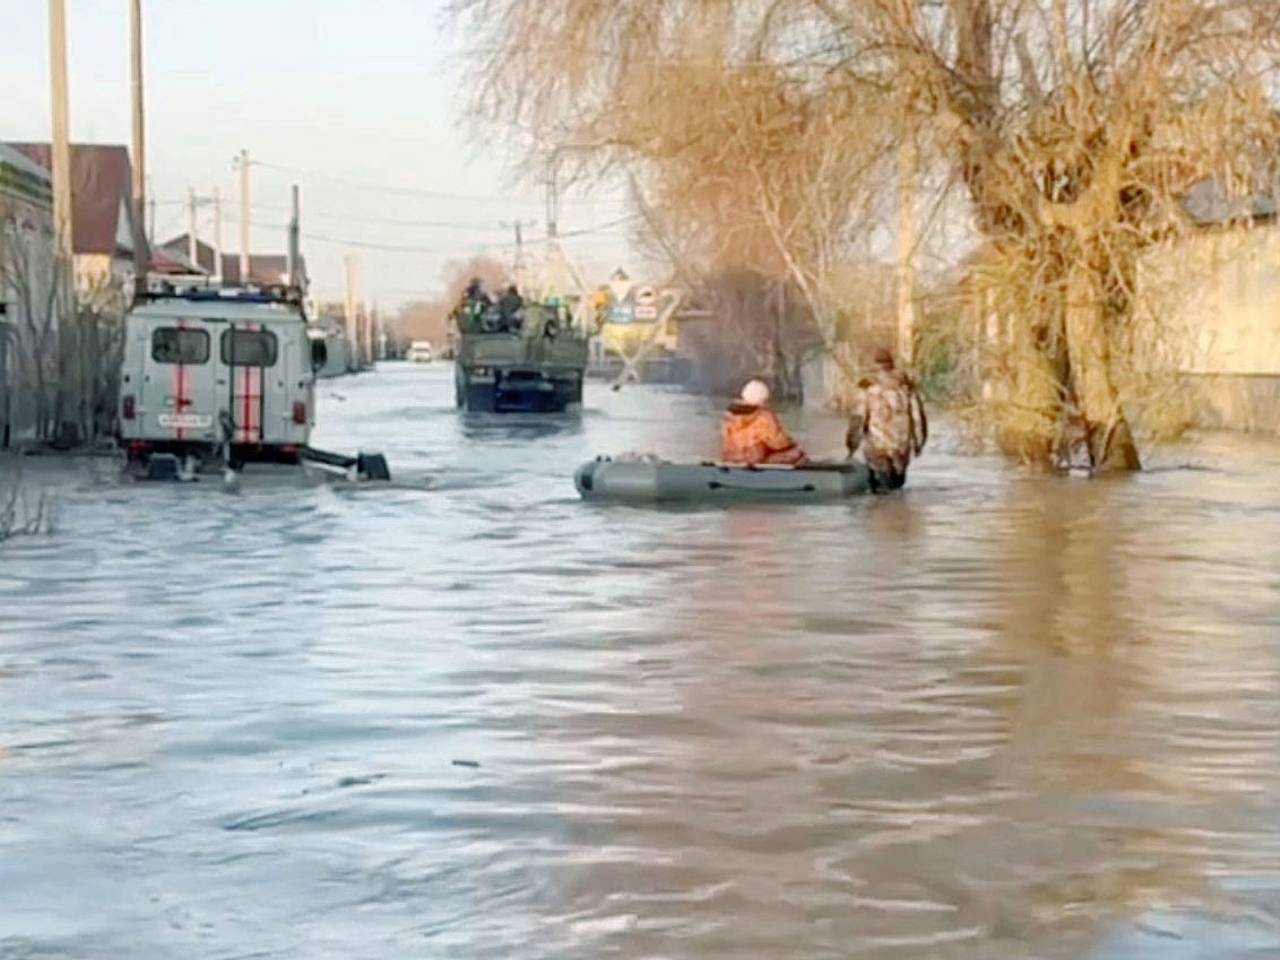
3, 362, 1280, 959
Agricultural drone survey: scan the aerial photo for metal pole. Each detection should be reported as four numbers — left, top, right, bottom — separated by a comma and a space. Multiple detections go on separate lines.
287, 183, 300, 288
239, 149, 250, 282
896, 134, 917, 367
49, 0, 72, 266
545, 156, 559, 240
148, 194, 156, 246
212, 186, 222, 282
188, 187, 198, 267
344, 254, 360, 369
129, 0, 148, 283
501, 218, 536, 291
49, 0, 79, 440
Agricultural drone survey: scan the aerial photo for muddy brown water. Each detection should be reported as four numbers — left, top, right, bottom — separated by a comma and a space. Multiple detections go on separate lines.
2, 362, 1279, 958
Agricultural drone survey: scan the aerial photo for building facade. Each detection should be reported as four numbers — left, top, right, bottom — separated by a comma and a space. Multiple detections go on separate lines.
8, 143, 139, 297
0, 144, 58, 445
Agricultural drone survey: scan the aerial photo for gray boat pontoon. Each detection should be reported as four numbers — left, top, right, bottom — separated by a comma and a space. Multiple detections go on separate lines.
574, 458, 871, 504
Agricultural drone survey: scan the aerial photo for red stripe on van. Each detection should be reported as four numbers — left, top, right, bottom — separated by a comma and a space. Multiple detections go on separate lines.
235, 323, 264, 444
175, 319, 187, 441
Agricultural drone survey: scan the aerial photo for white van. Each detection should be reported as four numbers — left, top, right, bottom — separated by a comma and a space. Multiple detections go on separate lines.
406, 340, 433, 363
118, 285, 325, 468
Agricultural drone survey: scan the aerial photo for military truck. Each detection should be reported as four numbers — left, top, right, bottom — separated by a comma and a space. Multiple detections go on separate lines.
454, 301, 588, 413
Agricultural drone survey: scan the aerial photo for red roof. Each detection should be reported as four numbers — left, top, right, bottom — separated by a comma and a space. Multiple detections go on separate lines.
221, 254, 305, 285
155, 236, 307, 286
9, 143, 135, 256
160, 234, 218, 275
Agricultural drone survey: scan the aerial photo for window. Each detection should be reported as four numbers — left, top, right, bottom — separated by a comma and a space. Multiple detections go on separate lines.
221, 329, 278, 367
151, 327, 210, 364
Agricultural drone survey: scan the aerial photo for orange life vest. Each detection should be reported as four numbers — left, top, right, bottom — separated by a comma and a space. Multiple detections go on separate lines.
720, 404, 806, 465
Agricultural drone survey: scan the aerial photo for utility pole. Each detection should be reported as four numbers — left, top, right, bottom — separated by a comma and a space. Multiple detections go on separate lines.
500, 218, 536, 291
237, 149, 250, 282
212, 186, 223, 283
148, 193, 156, 246
287, 183, 300, 289
896, 134, 917, 367
344, 253, 362, 369
49, 0, 80, 440
129, 0, 148, 284
188, 188, 199, 267
49, 0, 73, 267
545, 157, 559, 240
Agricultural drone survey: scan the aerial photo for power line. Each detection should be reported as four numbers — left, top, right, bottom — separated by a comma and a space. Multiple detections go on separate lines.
258, 203, 518, 231
216, 213, 638, 255
155, 196, 632, 233
249, 158, 606, 207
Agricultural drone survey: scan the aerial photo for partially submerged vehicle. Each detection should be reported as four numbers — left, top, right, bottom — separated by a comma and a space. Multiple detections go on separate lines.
118, 283, 388, 481
454, 302, 588, 413
575, 457, 871, 504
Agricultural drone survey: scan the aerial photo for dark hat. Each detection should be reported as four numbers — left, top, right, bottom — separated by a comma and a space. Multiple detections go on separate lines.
873, 347, 895, 369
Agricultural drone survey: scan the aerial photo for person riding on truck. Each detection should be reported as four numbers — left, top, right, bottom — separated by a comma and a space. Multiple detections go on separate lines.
496, 284, 524, 332
845, 347, 927, 492
721, 379, 808, 466
454, 277, 492, 333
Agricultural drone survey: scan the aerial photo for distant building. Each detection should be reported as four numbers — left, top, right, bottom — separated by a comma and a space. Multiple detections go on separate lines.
1137, 184, 1280, 432
220, 253, 305, 288
8, 142, 141, 294
156, 233, 308, 289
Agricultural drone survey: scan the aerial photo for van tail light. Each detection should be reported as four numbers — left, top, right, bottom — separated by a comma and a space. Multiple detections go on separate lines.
122, 395, 136, 420
291, 401, 307, 425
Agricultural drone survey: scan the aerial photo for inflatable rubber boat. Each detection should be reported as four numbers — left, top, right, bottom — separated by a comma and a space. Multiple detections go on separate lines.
574, 457, 871, 503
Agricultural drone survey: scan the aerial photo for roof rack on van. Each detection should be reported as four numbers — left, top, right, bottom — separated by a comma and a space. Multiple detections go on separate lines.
137, 279, 306, 309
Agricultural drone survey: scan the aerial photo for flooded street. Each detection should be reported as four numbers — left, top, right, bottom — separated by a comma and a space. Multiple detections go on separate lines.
3, 362, 1280, 959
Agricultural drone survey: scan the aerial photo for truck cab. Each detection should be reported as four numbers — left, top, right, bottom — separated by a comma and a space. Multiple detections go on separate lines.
118, 285, 323, 469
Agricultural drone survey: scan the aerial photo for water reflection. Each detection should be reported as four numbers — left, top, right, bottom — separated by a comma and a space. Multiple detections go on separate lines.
2, 364, 1280, 958
457, 411, 585, 443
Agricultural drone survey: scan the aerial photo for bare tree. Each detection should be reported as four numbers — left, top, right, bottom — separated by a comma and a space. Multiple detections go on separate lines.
456, 1, 902, 401
2, 218, 63, 443
77, 272, 129, 443
389, 254, 511, 351
838, 0, 1280, 468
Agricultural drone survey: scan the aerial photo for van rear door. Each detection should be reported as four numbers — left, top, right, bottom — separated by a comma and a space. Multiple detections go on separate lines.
147, 319, 218, 442
220, 323, 278, 444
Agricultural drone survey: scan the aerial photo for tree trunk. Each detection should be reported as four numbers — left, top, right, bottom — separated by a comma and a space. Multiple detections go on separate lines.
1063, 260, 1140, 472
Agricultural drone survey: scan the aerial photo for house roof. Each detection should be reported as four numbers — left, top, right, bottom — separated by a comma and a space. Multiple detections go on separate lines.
221, 254, 306, 286
160, 234, 218, 275
154, 236, 308, 286
151, 245, 207, 276
8, 142, 135, 255
0, 143, 53, 210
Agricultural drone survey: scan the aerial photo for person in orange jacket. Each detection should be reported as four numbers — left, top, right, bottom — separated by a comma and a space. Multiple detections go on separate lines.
720, 379, 808, 466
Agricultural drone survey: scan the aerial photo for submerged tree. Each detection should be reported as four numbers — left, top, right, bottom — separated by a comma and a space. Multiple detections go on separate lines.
850, 0, 1280, 469
457, 0, 1280, 468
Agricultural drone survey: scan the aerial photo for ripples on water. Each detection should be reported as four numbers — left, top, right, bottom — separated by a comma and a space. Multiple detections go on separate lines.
3, 362, 1280, 959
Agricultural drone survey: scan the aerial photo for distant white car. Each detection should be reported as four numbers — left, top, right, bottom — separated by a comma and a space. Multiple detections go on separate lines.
406, 340, 433, 363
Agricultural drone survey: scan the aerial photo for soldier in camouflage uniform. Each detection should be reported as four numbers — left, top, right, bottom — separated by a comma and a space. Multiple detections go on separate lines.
845, 347, 927, 492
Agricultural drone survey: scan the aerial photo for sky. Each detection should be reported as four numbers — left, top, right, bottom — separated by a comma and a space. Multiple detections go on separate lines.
0, 0, 634, 308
